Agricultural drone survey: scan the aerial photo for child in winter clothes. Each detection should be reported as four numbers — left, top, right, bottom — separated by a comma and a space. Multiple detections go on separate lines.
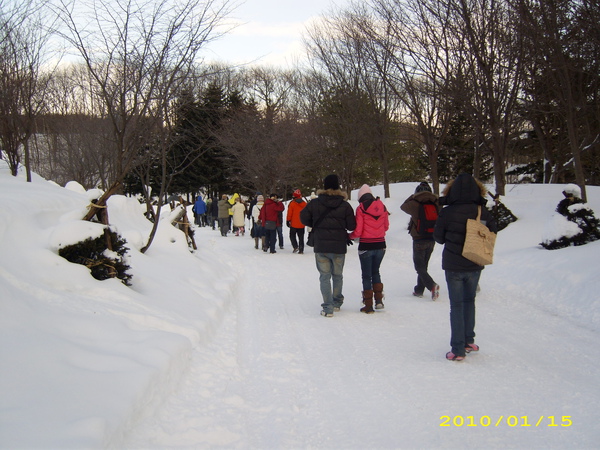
400, 182, 441, 300
349, 184, 390, 313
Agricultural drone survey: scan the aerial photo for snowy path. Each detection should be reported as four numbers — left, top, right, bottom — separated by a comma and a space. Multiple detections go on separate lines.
123, 225, 600, 449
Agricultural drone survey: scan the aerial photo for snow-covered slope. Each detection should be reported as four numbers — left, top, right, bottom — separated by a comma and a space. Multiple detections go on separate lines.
1, 162, 599, 448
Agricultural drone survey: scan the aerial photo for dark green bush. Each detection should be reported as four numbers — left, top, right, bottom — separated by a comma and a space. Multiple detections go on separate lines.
58, 229, 133, 286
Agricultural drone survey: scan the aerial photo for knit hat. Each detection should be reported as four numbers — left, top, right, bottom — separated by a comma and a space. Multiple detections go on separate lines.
257, 195, 264, 202
357, 184, 372, 201
293, 189, 302, 198
415, 182, 432, 193
323, 174, 340, 190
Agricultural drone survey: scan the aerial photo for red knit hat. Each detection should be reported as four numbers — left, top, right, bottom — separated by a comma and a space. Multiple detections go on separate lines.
293, 189, 302, 198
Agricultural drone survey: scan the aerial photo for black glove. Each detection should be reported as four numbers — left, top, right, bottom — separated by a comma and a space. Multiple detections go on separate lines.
286, 221, 291, 228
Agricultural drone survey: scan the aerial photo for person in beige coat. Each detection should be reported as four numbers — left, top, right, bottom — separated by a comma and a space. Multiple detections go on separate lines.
231, 197, 247, 236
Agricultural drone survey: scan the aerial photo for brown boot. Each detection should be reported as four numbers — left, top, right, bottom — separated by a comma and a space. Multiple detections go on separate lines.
373, 283, 384, 309
361, 290, 374, 314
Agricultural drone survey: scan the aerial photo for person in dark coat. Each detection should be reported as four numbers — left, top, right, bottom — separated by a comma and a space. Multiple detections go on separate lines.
433, 173, 497, 361
401, 182, 441, 300
217, 195, 232, 236
300, 174, 356, 317
210, 197, 219, 230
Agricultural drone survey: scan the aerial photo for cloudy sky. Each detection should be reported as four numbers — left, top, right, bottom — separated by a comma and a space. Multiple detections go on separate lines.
203, 0, 351, 68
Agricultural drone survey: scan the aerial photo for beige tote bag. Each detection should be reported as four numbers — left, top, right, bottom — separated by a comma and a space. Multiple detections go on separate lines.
462, 206, 496, 265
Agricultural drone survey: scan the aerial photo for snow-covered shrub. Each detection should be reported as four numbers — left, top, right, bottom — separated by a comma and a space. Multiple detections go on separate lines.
58, 229, 133, 285
541, 185, 600, 249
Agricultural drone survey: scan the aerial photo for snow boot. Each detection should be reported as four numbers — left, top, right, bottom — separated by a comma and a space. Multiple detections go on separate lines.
361, 290, 374, 314
373, 283, 385, 309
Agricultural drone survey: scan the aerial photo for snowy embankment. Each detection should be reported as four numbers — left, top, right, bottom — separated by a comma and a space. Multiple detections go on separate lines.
1, 160, 599, 449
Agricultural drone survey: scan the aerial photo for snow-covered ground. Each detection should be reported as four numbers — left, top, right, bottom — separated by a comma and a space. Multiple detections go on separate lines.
1, 160, 599, 449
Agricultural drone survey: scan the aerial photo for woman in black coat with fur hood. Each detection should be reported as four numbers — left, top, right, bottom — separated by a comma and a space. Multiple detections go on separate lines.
433, 173, 497, 361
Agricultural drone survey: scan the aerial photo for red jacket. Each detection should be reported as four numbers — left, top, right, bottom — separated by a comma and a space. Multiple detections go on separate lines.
259, 198, 284, 226
286, 198, 307, 228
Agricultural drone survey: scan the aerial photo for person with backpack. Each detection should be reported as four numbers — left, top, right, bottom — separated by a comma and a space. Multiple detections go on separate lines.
401, 182, 441, 300
349, 184, 389, 313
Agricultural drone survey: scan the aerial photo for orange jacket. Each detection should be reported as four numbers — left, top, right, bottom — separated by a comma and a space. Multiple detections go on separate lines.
286, 198, 307, 228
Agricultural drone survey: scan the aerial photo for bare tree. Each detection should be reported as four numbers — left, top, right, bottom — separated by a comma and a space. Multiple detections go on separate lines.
361, 0, 461, 194
304, 4, 403, 198
33, 65, 115, 188
217, 67, 311, 196
516, 0, 599, 200
53, 0, 234, 229
446, 0, 526, 195
0, 0, 56, 180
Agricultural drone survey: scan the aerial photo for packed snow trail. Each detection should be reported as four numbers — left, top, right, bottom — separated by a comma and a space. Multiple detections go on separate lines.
123, 224, 600, 449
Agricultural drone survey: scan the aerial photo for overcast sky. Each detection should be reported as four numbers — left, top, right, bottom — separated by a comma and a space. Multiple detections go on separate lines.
202, 0, 351, 68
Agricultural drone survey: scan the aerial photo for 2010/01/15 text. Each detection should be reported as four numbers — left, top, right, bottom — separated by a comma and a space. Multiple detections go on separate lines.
440, 415, 572, 427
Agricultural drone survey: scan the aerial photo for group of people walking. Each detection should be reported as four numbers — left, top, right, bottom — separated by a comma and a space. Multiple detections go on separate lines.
200, 172, 497, 361
299, 172, 497, 362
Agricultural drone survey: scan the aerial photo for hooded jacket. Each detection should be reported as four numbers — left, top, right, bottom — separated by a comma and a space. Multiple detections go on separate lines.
259, 197, 285, 226
300, 189, 356, 254
231, 201, 246, 227
349, 193, 389, 249
193, 196, 207, 215
286, 197, 307, 229
433, 173, 498, 272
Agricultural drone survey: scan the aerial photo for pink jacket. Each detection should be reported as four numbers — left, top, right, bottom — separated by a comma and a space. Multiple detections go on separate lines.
349, 198, 389, 243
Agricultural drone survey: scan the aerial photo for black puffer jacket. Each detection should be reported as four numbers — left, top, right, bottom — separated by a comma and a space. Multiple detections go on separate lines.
433, 173, 498, 272
300, 189, 356, 254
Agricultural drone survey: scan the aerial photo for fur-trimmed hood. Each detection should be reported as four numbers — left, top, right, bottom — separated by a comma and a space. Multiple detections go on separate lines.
442, 173, 487, 205
316, 188, 348, 200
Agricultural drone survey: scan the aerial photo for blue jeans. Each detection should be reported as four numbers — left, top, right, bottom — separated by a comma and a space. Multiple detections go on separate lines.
358, 249, 385, 291
413, 240, 436, 294
445, 270, 482, 356
315, 253, 346, 313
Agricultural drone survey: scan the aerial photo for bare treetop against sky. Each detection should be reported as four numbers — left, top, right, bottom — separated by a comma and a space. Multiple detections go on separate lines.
204, 0, 350, 67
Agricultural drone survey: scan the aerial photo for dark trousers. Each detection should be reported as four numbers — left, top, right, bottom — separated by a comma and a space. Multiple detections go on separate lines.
265, 228, 278, 252
289, 227, 305, 251
412, 239, 436, 294
445, 270, 481, 356
218, 217, 229, 236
